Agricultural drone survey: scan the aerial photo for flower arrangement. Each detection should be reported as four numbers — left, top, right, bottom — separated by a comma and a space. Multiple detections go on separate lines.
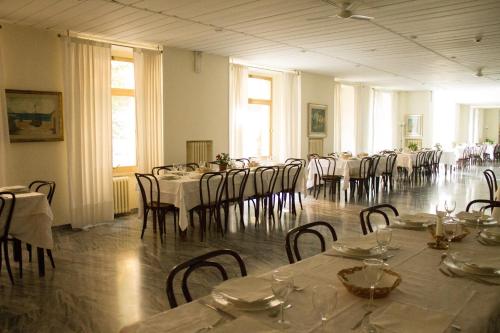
484, 138, 494, 144
215, 153, 231, 165
407, 143, 418, 152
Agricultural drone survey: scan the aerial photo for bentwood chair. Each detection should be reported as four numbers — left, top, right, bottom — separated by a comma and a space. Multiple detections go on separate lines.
285, 221, 337, 264
23, 181, 57, 276
350, 157, 373, 199
165, 249, 247, 308
359, 204, 399, 235
277, 163, 302, 217
190, 172, 225, 240
314, 157, 342, 200
284, 158, 306, 210
233, 158, 250, 168
432, 150, 443, 174
222, 168, 250, 228
370, 155, 382, 194
248, 166, 279, 223
483, 169, 498, 202
382, 153, 397, 190
135, 173, 178, 242
0, 192, 16, 284
152, 165, 173, 175
465, 199, 500, 214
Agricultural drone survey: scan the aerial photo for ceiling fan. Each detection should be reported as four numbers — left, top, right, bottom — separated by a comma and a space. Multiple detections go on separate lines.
308, 0, 374, 21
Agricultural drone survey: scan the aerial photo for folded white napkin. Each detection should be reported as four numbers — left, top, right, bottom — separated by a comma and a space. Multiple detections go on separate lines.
484, 227, 500, 237
397, 213, 435, 224
370, 303, 453, 333
214, 277, 273, 303
212, 316, 279, 333
0, 185, 29, 194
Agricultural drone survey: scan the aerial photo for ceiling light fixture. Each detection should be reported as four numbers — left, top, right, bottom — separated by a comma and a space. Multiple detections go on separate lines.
474, 67, 484, 77
474, 34, 483, 43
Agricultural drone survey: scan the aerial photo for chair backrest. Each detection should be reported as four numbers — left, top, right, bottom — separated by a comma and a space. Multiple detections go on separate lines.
253, 166, 279, 196
285, 158, 306, 168
385, 153, 397, 174
165, 249, 247, 308
135, 173, 161, 208
234, 158, 250, 168
434, 150, 443, 164
315, 157, 336, 179
358, 157, 373, 178
281, 163, 301, 192
225, 168, 249, 202
152, 165, 173, 175
285, 221, 337, 264
359, 204, 399, 235
29, 180, 56, 205
0, 192, 16, 240
307, 153, 320, 161
415, 152, 426, 167
184, 163, 199, 171
370, 155, 381, 177
199, 172, 225, 207
465, 199, 500, 212
483, 169, 498, 201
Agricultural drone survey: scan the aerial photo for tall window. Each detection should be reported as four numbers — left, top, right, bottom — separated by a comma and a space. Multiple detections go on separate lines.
243, 75, 272, 157
372, 90, 394, 152
340, 84, 355, 153
111, 51, 136, 170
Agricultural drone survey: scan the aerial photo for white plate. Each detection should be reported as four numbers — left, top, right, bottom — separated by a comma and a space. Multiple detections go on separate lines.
479, 231, 500, 245
0, 186, 29, 194
211, 292, 280, 311
444, 253, 500, 277
396, 213, 435, 225
331, 244, 387, 258
213, 276, 274, 304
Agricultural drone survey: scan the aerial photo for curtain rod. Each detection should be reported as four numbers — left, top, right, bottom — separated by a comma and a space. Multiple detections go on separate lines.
57, 31, 162, 52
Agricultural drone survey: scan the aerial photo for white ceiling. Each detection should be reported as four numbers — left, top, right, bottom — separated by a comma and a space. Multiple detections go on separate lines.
1, 0, 500, 90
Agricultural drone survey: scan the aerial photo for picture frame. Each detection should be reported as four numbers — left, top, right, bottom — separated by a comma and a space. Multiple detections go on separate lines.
308, 103, 327, 138
405, 114, 423, 138
6, 89, 64, 143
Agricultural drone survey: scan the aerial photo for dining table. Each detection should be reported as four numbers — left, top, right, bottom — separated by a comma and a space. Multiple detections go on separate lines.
139, 165, 307, 232
0, 186, 54, 276
121, 222, 500, 332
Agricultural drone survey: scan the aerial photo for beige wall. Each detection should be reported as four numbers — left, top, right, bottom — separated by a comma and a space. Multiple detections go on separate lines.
1, 24, 69, 226
163, 47, 229, 163
481, 108, 499, 143
300, 72, 335, 158
397, 91, 433, 147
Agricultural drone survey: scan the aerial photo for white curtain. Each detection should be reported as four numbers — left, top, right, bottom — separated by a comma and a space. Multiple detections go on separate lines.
229, 64, 248, 158
134, 49, 164, 173
272, 72, 301, 161
354, 85, 373, 154
0, 48, 8, 186
333, 83, 342, 153
339, 84, 356, 153
372, 90, 396, 152
64, 38, 114, 229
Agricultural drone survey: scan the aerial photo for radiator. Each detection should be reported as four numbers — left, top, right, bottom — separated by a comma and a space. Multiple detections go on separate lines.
309, 138, 324, 156
186, 140, 213, 164
113, 176, 130, 215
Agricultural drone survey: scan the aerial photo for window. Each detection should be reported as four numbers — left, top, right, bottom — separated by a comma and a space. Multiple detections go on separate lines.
111, 52, 136, 171
372, 90, 394, 152
340, 84, 355, 153
243, 75, 272, 157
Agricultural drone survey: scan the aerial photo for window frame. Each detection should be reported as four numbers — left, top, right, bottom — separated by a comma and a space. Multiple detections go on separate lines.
248, 74, 273, 158
111, 55, 137, 174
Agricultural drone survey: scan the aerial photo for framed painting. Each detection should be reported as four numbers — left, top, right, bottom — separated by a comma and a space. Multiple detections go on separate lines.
405, 114, 423, 138
6, 89, 64, 142
308, 103, 327, 138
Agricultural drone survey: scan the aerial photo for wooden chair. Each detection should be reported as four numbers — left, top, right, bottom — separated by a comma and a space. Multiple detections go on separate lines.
285, 158, 306, 209
233, 158, 250, 168
350, 157, 372, 198
432, 150, 443, 174
248, 166, 279, 223
382, 153, 397, 190
222, 168, 249, 228
152, 165, 173, 175
483, 169, 498, 201
370, 155, 381, 194
314, 157, 342, 200
359, 204, 399, 235
277, 163, 302, 217
190, 172, 225, 240
0, 192, 16, 284
465, 199, 500, 213
135, 173, 178, 242
165, 249, 247, 308
285, 221, 337, 264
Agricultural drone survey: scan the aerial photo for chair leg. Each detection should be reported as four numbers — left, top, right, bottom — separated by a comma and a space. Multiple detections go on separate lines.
140, 209, 149, 239
3, 241, 14, 284
14, 239, 22, 279
27, 243, 32, 262
47, 250, 55, 268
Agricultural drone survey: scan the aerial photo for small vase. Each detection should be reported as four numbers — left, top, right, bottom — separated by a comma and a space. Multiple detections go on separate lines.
219, 164, 227, 171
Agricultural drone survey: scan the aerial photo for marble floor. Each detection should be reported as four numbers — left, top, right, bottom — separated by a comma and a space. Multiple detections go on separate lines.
0, 165, 496, 333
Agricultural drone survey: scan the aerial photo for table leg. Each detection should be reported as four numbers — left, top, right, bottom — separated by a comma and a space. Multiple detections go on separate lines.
37, 247, 45, 277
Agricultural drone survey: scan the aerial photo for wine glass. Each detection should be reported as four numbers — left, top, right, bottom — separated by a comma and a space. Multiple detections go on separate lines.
271, 271, 294, 327
443, 221, 458, 249
375, 228, 392, 253
363, 259, 385, 310
199, 161, 206, 168
444, 200, 456, 219
435, 203, 446, 219
312, 284, 338, 331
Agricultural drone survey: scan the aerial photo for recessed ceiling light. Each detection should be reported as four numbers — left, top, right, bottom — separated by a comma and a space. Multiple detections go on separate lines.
475, 34, 483, 43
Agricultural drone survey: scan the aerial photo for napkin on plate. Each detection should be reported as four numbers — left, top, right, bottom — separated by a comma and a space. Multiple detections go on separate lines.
214, 277, 273, 303
212, 316, 279, 333
370, 303, 453, 333
397, 213, 434, 224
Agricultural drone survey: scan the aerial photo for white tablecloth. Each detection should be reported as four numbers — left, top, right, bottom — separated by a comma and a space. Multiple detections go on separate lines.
440, 151, 458, 165
396, 153, 416, 174
139, 168, 306, 231
121, 228, 500, 332
306, 157, 388, 191
0, 192, 54, 249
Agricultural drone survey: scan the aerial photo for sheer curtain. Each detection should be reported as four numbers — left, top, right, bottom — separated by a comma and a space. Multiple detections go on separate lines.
64, 38, 114, 229
229, 64, 248, 158
272, 72, 301, 161
333, 83, 342, 153
0, 49, 7, 186
134, 49, 163, 173
372, 90, 395, 152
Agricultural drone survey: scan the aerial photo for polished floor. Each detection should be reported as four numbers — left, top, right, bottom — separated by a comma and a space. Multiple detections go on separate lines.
0, 165, 495, 333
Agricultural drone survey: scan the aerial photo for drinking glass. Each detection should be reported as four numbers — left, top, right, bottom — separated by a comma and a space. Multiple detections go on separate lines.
271, 271, 294, 327
199, 161, 206, 168
312, 284, 338, 331
444, 200, 456, 219
375, 228, 392, 253
435, 203, 446, 219
443, 221, 458, 249
363, 259, 385, 310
